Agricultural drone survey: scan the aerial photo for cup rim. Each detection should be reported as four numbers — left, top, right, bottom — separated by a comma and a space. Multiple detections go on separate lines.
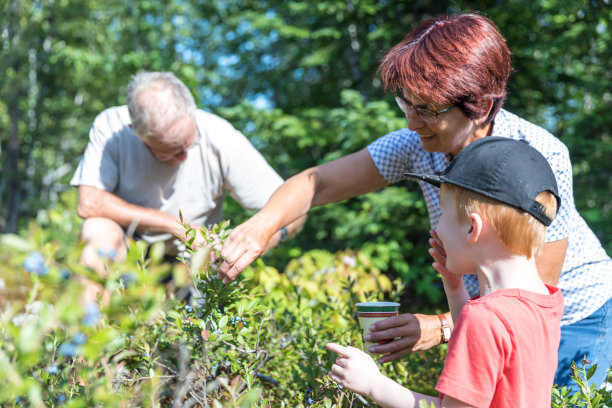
355, 302, 400, 307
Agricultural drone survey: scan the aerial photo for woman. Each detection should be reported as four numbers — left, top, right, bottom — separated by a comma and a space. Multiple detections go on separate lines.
219, 13, 612, 389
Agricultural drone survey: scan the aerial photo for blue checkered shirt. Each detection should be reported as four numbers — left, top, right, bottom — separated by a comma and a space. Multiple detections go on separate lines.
367, 109, 612, 326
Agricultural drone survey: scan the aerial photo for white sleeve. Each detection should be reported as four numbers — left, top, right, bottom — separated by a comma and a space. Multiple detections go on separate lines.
70, 112, 119, 192
217, 128, 283, 211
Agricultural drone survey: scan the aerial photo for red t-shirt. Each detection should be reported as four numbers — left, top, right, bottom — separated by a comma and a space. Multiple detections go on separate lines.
436, 285, 563, 407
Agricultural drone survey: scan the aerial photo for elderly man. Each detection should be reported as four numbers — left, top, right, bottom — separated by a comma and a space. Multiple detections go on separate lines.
71, 71, 302, 276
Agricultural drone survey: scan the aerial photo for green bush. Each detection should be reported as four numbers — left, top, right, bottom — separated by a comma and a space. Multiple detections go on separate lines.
0, 214, 446, 407
0, 197, 609, 407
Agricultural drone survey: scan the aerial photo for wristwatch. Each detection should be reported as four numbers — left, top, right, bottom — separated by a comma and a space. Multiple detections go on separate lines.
438, 313, 452, 344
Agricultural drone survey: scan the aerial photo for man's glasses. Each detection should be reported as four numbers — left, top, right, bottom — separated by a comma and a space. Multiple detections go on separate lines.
395, 95, 456, 124
147, 129, 201, 163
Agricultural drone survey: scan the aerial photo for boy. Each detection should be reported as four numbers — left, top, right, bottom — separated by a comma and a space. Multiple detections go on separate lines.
327, 137, 564, 407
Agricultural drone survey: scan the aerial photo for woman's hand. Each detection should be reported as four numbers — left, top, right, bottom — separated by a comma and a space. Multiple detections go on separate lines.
364, 230, 459, 363
326, 343, 383, 398
218, 216, 274, 283
364, 313, 443, 363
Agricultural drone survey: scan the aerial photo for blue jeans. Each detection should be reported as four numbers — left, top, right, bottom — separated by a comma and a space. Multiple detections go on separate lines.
555, 296, 612, 390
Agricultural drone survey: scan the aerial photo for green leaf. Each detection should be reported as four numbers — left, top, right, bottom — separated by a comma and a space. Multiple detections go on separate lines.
218, 315, 228, 329
586, 363, 597, 380
0, 234, 32, 252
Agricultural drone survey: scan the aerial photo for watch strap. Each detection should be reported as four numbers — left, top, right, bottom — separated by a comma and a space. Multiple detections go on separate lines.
438, 313, 452, 343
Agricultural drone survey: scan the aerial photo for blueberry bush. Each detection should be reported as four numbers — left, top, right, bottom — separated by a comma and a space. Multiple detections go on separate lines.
0, 206, 446, 407
0, 199, 609, 407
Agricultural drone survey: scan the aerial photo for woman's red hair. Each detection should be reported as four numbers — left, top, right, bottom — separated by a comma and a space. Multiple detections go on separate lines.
379, 13, 511, 124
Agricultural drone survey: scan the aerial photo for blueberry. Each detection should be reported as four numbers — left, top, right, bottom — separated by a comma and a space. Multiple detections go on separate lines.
71, 332, 87, 345
23, 252, 47, 276
46, 362, 58, 375
60, 269, 71, 280
338, 384, 343, 389
96, 248, 117, 259
82, 303, 100, 326
119, 273, 135, 287
58, 342, 77, 357
307, 398, 314, 405
217, 329, 222, 334
184, 305, 193, 312
56, 394, 66, 403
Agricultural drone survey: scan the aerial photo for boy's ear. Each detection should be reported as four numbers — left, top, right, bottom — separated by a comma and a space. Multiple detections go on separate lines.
466, 213, 483, 244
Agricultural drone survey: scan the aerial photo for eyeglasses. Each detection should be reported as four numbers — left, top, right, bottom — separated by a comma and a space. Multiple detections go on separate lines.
395, 95, 456, 124
147, 129, 201, 163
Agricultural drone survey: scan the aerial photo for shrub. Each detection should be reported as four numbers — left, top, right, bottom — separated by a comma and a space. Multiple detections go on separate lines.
0, 200, 609, 407
0, 219, 445, 407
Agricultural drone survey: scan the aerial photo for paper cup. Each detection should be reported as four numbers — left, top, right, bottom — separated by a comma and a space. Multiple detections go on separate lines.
356, 302, 400, 353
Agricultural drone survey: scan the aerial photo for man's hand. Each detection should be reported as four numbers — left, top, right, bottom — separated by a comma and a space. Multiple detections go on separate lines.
177, 222, 206, 248
327, 343, 383, 399
365, 313, 443, 363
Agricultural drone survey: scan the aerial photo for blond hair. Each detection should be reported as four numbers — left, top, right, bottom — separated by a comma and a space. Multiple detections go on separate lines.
441, 184, 558, 258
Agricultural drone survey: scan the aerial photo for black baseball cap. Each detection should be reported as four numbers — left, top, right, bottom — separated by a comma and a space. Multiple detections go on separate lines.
404, 137, 560, 226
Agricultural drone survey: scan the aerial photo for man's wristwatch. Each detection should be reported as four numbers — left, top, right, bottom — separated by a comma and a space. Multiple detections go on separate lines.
438, 314, 452, 344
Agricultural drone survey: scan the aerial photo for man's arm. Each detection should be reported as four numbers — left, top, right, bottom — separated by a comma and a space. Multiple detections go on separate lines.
77, 185, 185, 236
536, 238, 568, 286
219, 148, 389, 281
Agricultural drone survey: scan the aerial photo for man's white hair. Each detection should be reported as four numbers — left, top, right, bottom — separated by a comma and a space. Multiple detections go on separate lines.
127, 72, 196, 141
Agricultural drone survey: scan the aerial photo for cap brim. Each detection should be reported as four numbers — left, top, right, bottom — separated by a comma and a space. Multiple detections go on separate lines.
403, 172, 442, 188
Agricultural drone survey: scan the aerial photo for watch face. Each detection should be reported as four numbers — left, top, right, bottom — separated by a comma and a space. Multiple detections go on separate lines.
442, 327, 452, 340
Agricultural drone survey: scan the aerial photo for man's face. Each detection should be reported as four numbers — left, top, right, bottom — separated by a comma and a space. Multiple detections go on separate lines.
142, 115, 199, 165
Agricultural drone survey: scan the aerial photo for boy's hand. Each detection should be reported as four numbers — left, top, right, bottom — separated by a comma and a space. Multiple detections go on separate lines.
326, 343, 382, 399
429, 229, 462, 290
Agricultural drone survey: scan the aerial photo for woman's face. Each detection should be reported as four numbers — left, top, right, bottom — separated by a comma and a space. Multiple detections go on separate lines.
398, 90, 490, 157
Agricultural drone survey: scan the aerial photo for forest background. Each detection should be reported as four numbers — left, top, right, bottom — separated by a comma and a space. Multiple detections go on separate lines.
1, 0, 611, 309
1, 0, 611, 406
